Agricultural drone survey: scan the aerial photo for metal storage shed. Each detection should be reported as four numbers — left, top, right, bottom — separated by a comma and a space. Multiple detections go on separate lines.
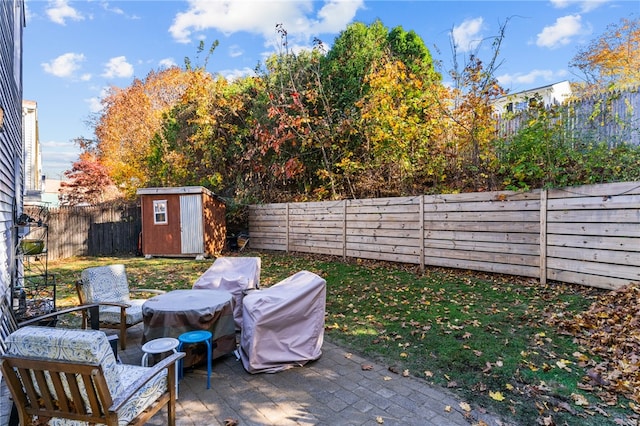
137, 186, 226, 257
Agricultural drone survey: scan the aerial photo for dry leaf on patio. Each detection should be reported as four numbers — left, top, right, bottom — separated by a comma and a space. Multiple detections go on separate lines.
459, 401, 472, 412
223, 418, 239, 426
344, 352, 353, 359
361, 364, 373, 371
376, 416, 384, 424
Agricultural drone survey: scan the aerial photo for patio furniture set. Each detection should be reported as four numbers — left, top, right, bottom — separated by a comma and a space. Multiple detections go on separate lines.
0, 256, 327, 425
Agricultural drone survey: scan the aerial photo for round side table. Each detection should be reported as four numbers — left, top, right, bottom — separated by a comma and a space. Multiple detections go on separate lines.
141, 337, 180, 396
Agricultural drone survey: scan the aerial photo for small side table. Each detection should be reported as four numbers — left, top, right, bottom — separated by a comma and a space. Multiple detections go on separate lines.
141, 337, 180, 395
178, 330, 213, 389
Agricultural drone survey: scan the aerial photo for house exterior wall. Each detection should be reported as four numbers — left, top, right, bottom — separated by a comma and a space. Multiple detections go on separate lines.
22, 100, 42, 199
493, 80, 572, 114
1, 1, 25, 423
1, 0, 25, 303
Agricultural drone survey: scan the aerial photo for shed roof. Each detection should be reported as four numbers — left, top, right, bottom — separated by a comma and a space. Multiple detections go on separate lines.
136, 186, 213, 197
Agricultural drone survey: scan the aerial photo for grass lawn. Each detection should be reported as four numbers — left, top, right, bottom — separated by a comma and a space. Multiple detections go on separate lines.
47, 250, 638, 426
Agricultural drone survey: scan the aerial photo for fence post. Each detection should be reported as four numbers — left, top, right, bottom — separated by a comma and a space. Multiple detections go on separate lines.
420, 195, 425, 273
343, 200, 347, 261
539, 189, 548, 285
285, 203, 290, 253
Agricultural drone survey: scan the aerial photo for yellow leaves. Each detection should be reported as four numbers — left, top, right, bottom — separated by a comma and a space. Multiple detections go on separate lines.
489, 391, 505, 401
459, 401, 472, 412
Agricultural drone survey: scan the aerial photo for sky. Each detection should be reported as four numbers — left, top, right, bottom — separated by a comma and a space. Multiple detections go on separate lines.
21, 0, 639, 179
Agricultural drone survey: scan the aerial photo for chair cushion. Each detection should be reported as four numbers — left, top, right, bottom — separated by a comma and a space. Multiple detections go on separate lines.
5, 327, 167, 425
80, 264, 131, 304
99, 299, 145, 325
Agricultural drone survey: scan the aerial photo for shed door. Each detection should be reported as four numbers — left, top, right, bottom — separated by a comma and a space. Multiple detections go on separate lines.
180, 194, 204, 254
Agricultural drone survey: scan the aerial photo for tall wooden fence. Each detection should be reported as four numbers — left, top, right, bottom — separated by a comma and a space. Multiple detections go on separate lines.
495, 87, 640, 146
27, 204, 141, 261
249, 181, 640, 290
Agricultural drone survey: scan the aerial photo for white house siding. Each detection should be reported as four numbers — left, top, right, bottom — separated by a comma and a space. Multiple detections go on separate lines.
493, 80, 573, 114
0, 1, 25, 423
23, 100, 42, 197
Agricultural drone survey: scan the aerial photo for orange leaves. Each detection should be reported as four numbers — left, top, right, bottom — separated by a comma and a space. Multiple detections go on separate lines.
549, 282, 640, 406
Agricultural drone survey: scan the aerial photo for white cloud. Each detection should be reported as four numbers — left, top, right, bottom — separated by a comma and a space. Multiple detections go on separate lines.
217, 67, 257, 81
497, 69, 570, 89
86, 97, 103, 113
86, 87, 110, 113
42, 53, 86, 78
46, 0, 84, 25
550, 0, 610, 12
536, 14, 584, 48
169, 0, 363, 48
102, 56, 134, 79
159, 57, 178, 68
229, 45, 244, 58
452, 17, 484, 53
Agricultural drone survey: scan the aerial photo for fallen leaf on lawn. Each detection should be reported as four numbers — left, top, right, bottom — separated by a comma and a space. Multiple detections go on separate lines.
424, 370, 434, 378
489, 391, 505, 401
540, 415, 554, 426
376, 416, 384, 424
571, 393, 589, 406
361, 364, 373, 371
473, 350, 483, 357
447, 381, 458, 388
505, 383, 514, 391
400, 352, 408, 358
495, 360, 503, 367
459, 401, 471, 412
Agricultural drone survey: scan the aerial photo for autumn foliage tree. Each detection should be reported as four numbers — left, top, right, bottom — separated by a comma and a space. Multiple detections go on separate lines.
94, 67, 193, 197
570, 17, 640, 93
59, 138, 117, 206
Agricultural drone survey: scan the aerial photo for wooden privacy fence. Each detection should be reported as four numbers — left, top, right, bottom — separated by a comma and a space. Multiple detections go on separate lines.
29, 204, 141, 261
249, 181, 640, 290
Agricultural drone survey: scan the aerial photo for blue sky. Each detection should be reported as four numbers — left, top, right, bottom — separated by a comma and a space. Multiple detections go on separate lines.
22, 0, 639, 178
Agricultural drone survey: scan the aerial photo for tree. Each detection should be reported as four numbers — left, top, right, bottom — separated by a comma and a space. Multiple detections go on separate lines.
59, 138, 118, 206
94, 67, 194, 197
570, 17, 640, 92
444, 20, 509, 191
355, 54, 449, 196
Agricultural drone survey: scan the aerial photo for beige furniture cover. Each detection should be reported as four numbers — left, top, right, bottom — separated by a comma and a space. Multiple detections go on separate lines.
142, 289, 236, 362
239, 270, 326, 374
192, 257, 261, 330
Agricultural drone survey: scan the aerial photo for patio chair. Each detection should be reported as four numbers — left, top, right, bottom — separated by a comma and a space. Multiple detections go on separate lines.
76, 264, 165, 349
1, 326, 184, 426
192, 256, 261, 330
239, 270, 326, 373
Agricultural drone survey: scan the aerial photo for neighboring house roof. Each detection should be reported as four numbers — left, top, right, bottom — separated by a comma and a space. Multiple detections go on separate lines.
493, 80, 572, 114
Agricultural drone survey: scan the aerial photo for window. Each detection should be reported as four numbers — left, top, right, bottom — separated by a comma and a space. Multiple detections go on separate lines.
153, 200, 168, 224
